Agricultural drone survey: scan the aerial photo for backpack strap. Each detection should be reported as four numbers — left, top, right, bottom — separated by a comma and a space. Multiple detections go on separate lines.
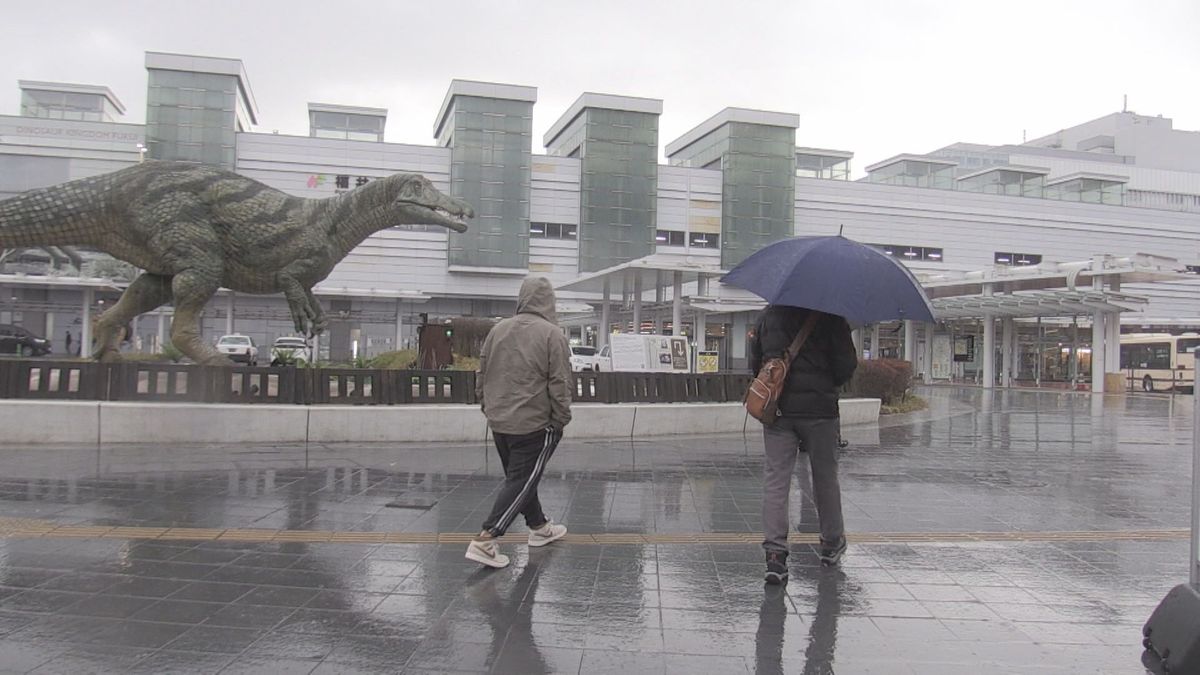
782, 312, 821, 364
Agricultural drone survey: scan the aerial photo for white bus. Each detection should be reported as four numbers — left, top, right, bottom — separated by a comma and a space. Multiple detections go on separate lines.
1119, 333, 1200, 392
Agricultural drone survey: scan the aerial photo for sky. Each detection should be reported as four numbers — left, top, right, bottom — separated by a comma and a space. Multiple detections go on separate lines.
3, 0, 1198, 174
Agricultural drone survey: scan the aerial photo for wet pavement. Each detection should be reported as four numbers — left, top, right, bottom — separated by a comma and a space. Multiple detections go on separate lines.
0, 386, 1191, 673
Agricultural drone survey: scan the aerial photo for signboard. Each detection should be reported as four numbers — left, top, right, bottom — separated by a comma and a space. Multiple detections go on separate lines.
931, 334, 952, 379
608, 334, 692, 372
953, 335, 975, 363
697, 351, 719, 374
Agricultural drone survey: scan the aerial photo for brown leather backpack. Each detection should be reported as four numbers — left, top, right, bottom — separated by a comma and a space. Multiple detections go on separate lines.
744, 312, 820, 424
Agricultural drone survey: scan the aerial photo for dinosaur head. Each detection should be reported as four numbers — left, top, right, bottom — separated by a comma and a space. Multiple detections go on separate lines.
391, 175, 474, 232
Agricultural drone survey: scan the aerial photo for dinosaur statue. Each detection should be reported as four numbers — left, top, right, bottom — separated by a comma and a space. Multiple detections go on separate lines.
0, 160, 473, 365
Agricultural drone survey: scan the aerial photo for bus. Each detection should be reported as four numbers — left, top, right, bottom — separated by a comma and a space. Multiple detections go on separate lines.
1119, 333, 1200, 392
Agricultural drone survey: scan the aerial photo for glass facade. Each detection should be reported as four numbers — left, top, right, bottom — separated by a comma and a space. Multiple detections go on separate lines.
868, 160, 956, 189
958, 170, 1045, 197
575, 109, 658, 273
146, 70, 239, 168
310, 111, 384, 142
795, 152, 851, 180
439, 96, 531, 269
1045, 178, 1125, 205
20, 90, 118, 122
722, 123, 796, 268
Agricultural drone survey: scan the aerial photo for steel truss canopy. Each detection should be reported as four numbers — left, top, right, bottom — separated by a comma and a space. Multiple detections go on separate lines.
555, 258, 725, 296
931, 290, 1148, 320
915, 253, 1191, 300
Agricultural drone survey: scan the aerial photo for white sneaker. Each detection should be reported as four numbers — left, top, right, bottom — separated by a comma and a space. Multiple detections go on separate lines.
528, 521, 567, 547
465, 539, 510, 568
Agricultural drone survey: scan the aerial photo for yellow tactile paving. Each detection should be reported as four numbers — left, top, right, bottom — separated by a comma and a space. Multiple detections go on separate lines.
0, 518, 1188, 546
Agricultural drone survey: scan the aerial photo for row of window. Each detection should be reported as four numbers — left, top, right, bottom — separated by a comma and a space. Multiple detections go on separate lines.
526, 224, 719, 249
656, 230, 719, 249
868, 243, 944, 262
523, 230, 1046, 263
994, 252, 1042, 266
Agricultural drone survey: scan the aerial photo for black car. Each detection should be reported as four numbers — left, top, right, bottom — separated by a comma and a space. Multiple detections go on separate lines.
0, 324, 52, 356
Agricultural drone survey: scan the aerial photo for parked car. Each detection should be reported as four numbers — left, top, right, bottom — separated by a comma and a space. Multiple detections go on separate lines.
216, 334, 258, 365
0, 324, 51, 357
569, 345, 599, 372
595, 344, 612, 372
270, 336, 311, 366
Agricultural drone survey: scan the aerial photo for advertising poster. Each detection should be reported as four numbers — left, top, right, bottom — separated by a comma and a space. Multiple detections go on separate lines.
669, 337, 689, 370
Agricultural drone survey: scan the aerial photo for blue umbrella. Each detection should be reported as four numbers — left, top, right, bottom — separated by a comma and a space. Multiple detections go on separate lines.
719, 235, 936, 324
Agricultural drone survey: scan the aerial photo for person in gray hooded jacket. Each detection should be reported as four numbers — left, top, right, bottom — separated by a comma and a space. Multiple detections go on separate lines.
466, 276, 573, 569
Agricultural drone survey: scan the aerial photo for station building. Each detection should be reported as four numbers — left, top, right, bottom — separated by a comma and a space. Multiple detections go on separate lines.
2, 52, 1199, 390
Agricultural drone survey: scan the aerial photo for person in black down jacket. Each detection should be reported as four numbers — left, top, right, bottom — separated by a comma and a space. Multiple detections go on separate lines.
749, 305, 858, 584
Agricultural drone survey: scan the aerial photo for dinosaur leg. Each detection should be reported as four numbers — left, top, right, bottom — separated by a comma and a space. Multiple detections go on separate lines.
304, 287, 328, 335
93, 273, 174, 362
278, 272, 327, 337
170, 269, 231, 366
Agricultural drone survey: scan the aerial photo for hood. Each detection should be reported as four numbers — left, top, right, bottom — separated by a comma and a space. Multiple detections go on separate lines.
516, 276, 557, 323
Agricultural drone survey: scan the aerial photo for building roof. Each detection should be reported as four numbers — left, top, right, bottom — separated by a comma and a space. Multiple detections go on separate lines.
795, 147, 854, 160
144, 52, 259, 125
307, 102, 388, 118
1044, 171, 1130, 186
432, 79, 537, 138
864, 153, 958, 173
665, 107, 799, 158
956, 164, 1051, 182
543, 92, 663, 148
18, 80, 126, 115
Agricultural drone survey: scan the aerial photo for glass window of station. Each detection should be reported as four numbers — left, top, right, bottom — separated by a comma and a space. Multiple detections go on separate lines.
869, 243, 944, 262
994, 252, 1042, 266
1044, 175, 1126, 205
958, 168, 1047, 198
310, 111, 385, 142
867, 158, 957, 189
20, 88, 119, 122
529, 222, 578, 240
795, 149, 852, 180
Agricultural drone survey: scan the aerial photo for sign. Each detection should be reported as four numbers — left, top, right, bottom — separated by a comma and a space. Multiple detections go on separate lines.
953, 335, 975, 363
608, 334, 692, 372
697, 351, 719, 374
306, 174, 375, 193
932, 334, 952, 379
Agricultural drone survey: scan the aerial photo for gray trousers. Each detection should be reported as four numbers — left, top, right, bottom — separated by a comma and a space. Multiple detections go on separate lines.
762, 416, 844, 552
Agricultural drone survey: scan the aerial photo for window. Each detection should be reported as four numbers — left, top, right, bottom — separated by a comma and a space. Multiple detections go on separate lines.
867, 243, 943, 262
994, 252, 1042, 266
1177, 338, 1200, 355
689, 232, 719, 249
1120, 342, 1171, 370
529, 222, 577, 240
655, 230, 685, 246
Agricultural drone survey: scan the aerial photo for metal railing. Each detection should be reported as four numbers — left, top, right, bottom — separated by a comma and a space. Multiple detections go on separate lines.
0, 360, 755, 406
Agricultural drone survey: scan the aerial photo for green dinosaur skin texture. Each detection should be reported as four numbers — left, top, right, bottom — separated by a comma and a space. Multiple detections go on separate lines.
0, 160, 474, 366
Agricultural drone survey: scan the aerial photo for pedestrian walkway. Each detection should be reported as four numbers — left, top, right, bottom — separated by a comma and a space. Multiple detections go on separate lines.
0, 387, 1188, 673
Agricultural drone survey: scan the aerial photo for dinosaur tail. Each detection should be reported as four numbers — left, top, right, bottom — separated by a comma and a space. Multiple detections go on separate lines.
0, 177, 109, 248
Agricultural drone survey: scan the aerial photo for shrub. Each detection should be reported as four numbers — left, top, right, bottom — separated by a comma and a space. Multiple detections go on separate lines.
161, 343, 185, 363
367, 350, 418, 369
849, 359, 912, 405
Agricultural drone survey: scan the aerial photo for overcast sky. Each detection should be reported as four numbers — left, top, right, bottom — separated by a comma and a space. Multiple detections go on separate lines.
4, 0, 1197, 174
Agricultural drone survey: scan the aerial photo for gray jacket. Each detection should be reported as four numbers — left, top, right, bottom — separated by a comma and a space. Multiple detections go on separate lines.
476, 276, 573, 435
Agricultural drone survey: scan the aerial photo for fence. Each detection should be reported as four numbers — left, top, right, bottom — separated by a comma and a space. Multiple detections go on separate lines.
0, 360, 754, 406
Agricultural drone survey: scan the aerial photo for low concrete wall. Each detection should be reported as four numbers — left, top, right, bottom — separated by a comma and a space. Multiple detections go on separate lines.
0, 399, 880, 445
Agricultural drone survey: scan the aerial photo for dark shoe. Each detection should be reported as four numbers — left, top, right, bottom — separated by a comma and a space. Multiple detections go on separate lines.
819, 537, 847, 566
764, 550, 788, 585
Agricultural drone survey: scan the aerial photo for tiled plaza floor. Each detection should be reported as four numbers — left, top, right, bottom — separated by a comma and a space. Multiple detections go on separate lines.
0, 386, 1191, 673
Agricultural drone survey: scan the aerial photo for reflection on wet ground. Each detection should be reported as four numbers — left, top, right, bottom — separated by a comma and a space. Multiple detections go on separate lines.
0, 387, 1188, 673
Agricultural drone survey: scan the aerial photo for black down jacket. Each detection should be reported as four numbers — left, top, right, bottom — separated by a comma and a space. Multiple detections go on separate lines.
748, 306, 858, 419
